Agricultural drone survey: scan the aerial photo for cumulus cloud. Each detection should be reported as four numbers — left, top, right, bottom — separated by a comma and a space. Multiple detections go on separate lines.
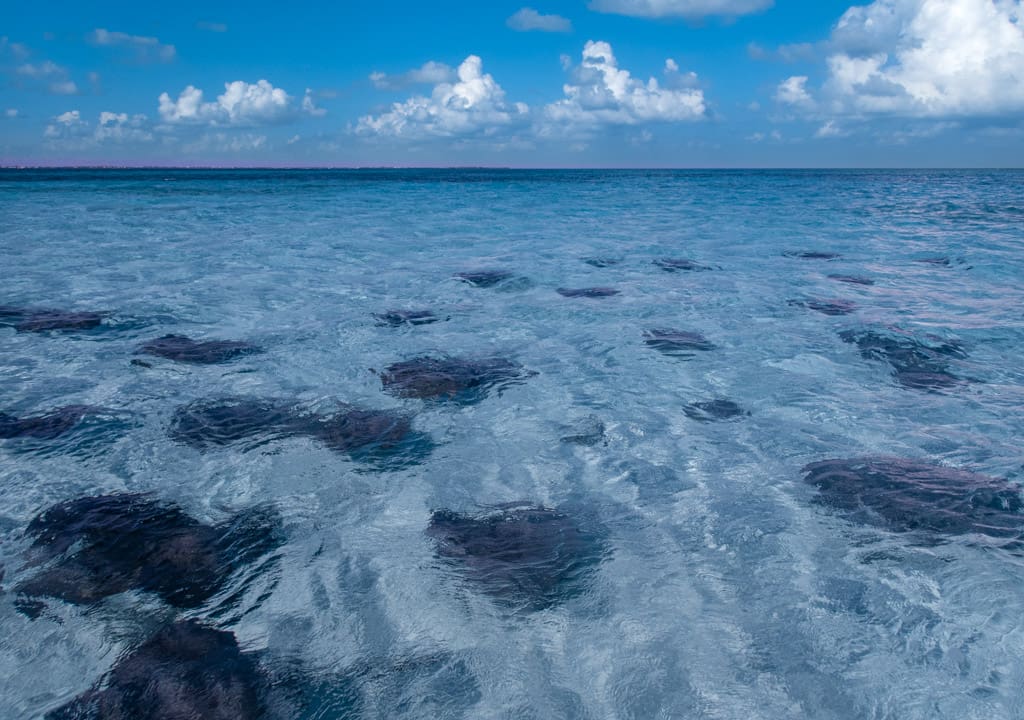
775, 75, 814, 108
507, 8, 573, 32
302, 88, 327, 117
588, 0, 773, 19
94, 112, 153, 142
813, 0, 1024, 117
158, 79, 294, 126
15, 60, 78, 94
44, 109, 154, 145
5, 108, 18, 118
89, 29, 176, 63
356, 55, 529, 138
542, 40, 706, 132
1, 36, 30, 60
369, 61, 455, 90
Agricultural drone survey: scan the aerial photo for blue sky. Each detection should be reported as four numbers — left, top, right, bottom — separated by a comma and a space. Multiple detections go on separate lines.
2, 0, 1023, 166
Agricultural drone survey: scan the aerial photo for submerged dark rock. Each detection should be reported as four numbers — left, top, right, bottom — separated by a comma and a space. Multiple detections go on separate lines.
169, 397, 297, 449
683, 399, 747, 422
559, 415, 606, 446
784, 251, 841, 260
802, 457, 1024, 542
789, 298, 857, 316
827, 274, 875, 286
915, 257, 951, 266
380, 356, 529, 402
556, 287, 620, 298
17, 493, 280, 611
582, 257, 621, 268
374, 309, 441, 327
135, 335, 261, 364
426, 503, 605, 610
0, 405, 100, 440
453, 271, 513, 288
654, 258, 716, 272
47, 621, 268, 720
839, 327, 967, 390
644, 329, 716, 356
0, 306, 104, 333
169, 397, 423, 460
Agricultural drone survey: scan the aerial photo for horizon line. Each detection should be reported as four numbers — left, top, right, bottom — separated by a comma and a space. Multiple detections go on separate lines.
2, 165, 1022, 171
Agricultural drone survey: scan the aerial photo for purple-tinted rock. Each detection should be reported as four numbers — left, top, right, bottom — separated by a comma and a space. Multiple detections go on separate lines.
0, 306, 104, 332
47, 621, 268, 720
17, 494, 280, 610
839, 327, 967, 390
426, 503, 604, 610
556, 287, 620, 298
136, 335, 261, 364
803, 457, 1024, 541
0, 405, 99, 440
380, 356, 529, 402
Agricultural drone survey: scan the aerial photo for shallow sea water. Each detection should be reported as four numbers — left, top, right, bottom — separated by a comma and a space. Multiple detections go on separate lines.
1, 169, 1024, 718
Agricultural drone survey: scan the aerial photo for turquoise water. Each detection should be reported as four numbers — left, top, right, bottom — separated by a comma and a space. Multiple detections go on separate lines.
1, 169, 1024, 718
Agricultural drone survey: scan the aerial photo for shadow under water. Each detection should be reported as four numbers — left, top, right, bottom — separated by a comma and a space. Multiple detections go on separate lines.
426, 503, 607, 611
15, 493, 283, 614
803, 457, 1024, 547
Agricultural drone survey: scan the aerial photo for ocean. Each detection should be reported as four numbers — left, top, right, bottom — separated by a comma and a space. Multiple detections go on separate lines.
1, 168, 1024, 719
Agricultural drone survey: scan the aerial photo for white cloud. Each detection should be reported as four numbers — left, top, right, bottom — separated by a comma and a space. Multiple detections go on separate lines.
541, 40, 706, 132
1, 36, 30, 60
16, 61, 65, 78
44, 110, 154, 146
507, 8, 573, 32
775, 75, 814, 108
370, 61, 455, 90
89, 28, 176, 62
819, 0, 1024, 117
158, 80, 294, 126
95, 112, 153, 142
356, 55, 529, 139
49, 80, 78, 95
588, 0, 773, 19
814, 120, 845, 137
302, 88, 327, 117
184, 132, 268, 153
5, 108, 17, 118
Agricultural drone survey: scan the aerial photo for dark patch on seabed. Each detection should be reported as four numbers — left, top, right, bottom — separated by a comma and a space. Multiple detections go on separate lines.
380, 355, 531, 403
426, 503, 606, 611
683, 399, 748, 422
654, 258, 717, 272
373, 309, 443, 326
803, 457, 1024, 546
839, 326, 969, 390
135, 334, 261, 364
15, 493, 281, 615
168, 397, 427, 463
556, 287, 620, 298
0, 405, 103, 440
0, 305, 105, 332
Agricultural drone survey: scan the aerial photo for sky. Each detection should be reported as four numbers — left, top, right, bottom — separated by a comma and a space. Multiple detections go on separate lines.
2, 0, 1023, 167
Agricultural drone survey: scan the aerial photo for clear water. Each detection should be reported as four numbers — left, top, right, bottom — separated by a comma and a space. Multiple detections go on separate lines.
1, 169, 1024, 719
